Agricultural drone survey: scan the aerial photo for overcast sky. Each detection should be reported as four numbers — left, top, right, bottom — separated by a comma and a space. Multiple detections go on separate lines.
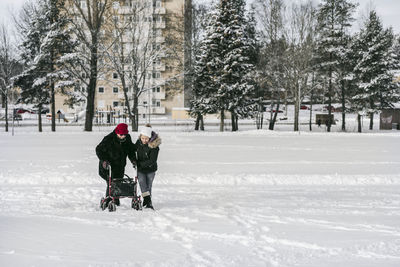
1, 0, 399, 34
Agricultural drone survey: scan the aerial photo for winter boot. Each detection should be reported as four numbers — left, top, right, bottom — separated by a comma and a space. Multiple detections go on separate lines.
144, 195, 154, 210
142, 195, 149, 207
101, 196, 112, 211
114, 198, 120, 206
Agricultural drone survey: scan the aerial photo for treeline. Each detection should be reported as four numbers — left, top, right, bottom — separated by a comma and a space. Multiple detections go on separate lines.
188, 0, 400, 132
1, 0, 182, 132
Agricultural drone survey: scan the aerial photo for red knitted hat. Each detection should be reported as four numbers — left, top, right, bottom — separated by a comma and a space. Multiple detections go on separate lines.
115, 123, 129, 135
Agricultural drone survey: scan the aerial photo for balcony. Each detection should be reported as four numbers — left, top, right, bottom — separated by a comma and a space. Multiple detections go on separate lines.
154, 7, 166, 15
153, 91, 166, 100
154, 64, 166, 72
152, 107, 166, 114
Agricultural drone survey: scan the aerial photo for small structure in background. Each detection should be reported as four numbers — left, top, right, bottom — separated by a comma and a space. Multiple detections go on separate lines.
380, 109, 400, 130
316, 114, 335, 126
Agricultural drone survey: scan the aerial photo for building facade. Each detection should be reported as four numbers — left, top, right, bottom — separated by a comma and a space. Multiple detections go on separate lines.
55, 0, 191, 121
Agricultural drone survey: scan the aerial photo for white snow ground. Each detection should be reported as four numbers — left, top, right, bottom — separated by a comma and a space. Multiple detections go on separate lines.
1, 126, 400, 267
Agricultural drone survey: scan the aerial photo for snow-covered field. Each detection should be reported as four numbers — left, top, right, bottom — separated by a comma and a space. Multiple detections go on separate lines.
1, 126, 400, 266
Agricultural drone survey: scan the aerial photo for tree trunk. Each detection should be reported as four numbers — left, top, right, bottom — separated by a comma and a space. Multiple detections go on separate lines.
341, 79, 345, 132
200, 114, 204, 131
195, 113, 204, 131
294, 84, 300, 132
309, 90, 313, 131
195, 113, 200, 130
235, 115, 238, 131
38, 105, 43, 132
357, 113, 362, 133
256, 99, 263, 130
84, 43, 98, 132
5, 93, 8, 132
269, 99, 280, 130
51, 81, 56, 132
121, 78, 135, 132
369, 113, 374, 130
231, 111, 237, 132
133, 93, 139, 131
220, 109, 224, 132
327, 69, 332, 132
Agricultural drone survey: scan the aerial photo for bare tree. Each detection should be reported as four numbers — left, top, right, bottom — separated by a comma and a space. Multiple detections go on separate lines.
0, 24, 20, 132
104, 0, 165, 131
284, 1, 317, 131
63, 0, 111, 131
255, 0, 286, 130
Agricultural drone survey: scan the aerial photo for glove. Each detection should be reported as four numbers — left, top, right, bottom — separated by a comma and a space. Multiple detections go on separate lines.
102, 160, 110, 170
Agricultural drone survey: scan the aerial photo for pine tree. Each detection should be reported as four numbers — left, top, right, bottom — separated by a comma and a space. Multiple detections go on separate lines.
14, 0, 78, 132
315, 0, 356, 132
40, 0, 78, 131
13, 2, 49, 132
191, 0, 256, 132
352, 11, 400, 131
190, 8, 221, 129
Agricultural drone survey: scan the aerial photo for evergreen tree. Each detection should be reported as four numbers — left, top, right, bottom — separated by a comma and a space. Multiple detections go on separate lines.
218, 0, 256, 131
191, 0, 256, 132
352, 11, 400, 131
190, 8, 220, 129
13, 2, 49, 132
14, 0, 78, 132
315, 0, 356, 132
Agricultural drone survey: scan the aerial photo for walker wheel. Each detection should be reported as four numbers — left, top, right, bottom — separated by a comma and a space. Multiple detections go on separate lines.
100, 197, 107, 211
108, 202, 116, 212
132, 198, 142, 211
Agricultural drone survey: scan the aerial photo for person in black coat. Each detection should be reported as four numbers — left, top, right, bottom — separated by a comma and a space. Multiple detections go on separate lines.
136, 124, 161, 209
96, 123, 137, 206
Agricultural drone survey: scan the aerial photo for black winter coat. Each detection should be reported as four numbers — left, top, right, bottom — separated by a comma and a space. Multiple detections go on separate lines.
135, 134, 161, 174
96, 131, 137, 180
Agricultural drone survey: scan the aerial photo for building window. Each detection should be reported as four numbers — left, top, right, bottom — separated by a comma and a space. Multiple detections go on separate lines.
153, 59, 161, 66
154, 0, 162, 8
113, 101, 119, 107
113, 73, 118, 79
152, 86, 161, 93
113, 87, 119, 93
152, 99, 161, 107
112, 1, 120, 9
152, 72, 161, 79
143, 101, 148, 106
98, 87, 104, 93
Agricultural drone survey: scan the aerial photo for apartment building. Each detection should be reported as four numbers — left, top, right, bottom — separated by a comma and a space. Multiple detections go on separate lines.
55, 0, 191, 121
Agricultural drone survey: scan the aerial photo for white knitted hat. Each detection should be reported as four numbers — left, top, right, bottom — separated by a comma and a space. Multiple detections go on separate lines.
139, 126, 152, 138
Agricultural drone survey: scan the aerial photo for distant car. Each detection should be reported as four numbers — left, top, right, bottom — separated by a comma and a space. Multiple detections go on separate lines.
266, 109, 283, 113
31, 107, 50, 114
300, 105, 309, 110
15, 108, 34, 114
